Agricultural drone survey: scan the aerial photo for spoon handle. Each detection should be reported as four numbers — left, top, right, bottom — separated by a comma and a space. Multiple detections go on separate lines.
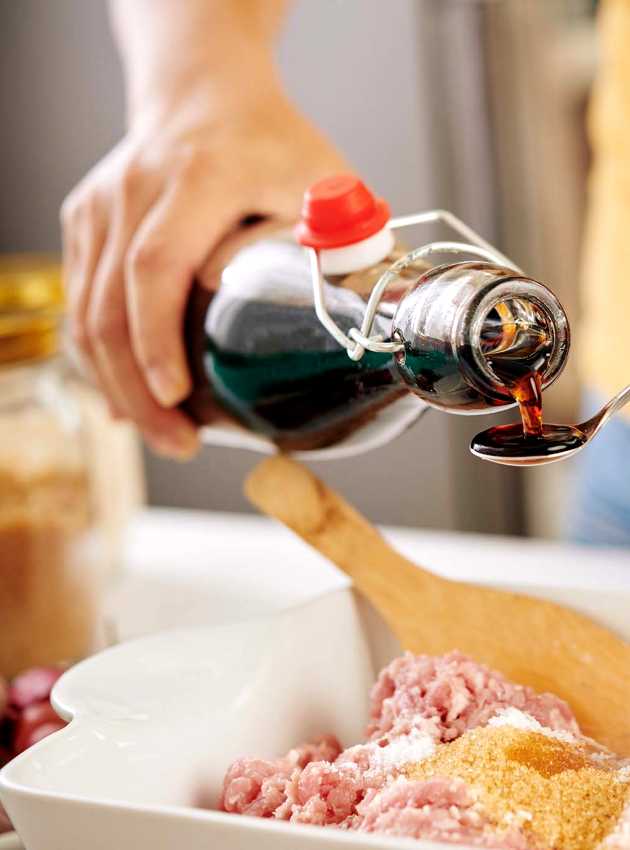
581, 383, 630, 439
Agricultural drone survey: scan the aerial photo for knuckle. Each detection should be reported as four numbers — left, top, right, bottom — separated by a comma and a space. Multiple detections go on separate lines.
87, 308, 125, 347
139, 353, 163, 378
127, 239, 165, 280
60, 192, 81, 228
60, 187, 98, 230
178, 145, 210, 182
69, 319, 91, 355
81, 191, 101, 221
118, 164, 144, 198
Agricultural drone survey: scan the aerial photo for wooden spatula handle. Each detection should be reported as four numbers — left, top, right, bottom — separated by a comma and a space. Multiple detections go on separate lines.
246, 455, 630, 756
245, 456, 448, 636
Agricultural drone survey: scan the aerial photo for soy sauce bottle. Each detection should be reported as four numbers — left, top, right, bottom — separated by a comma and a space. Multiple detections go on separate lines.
183, 176, 570, 459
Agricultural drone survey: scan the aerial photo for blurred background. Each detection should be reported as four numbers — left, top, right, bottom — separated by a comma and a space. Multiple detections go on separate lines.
0, 0, 600, 538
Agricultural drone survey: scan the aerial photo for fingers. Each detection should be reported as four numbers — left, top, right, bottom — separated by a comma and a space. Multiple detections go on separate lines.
61, 188, 111, 398
61, 166, 199, 458
84, 175, 199, 458
88, 253, 199, 458
126, 154, 240, 408
60, 101, 339, 455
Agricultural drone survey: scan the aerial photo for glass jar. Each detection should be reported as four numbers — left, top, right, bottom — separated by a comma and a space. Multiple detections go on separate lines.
0, 256, 107, 677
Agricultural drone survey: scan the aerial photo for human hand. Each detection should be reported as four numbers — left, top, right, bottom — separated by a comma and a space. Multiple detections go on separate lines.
62, 70, 348, 458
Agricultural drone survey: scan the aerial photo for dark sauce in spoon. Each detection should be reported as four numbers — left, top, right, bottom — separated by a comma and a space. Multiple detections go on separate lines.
471, 421, 587, 462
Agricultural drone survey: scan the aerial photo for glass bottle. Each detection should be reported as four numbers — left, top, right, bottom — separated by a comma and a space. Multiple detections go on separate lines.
184, 176, 569, 460
0, 256, 108, 677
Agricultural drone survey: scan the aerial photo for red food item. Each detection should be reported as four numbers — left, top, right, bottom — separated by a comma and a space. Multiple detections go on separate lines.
367, 651, 578, 744
0, 676, 7, 719
8, 666, 64, 710
0, 800, 12, 835
12, 700, 66, 755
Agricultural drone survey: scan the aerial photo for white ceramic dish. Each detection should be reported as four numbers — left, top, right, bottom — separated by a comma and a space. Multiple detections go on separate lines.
1, 579, 629, 850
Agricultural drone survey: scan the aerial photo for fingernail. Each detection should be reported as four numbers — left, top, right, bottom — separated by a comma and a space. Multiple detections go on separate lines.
146, 429, 199, 461
173, 428, 200, 461
146, 366, 187, 407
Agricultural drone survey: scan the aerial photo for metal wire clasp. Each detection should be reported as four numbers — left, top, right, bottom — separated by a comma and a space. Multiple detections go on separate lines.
308, 209, 521, 362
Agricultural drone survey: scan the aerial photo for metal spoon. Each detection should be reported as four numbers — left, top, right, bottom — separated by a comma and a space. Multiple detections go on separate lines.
471, 384, 630, 467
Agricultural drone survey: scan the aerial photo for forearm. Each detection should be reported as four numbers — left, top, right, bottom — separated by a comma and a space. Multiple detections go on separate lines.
109, 0, 289, 121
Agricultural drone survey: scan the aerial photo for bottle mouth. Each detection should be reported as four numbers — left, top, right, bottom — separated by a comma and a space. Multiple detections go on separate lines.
461, 277, 570, 402
480, 298, 553, 380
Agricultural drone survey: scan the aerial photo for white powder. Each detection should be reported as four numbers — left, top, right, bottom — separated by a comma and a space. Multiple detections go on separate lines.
488, 707, 577, 744
369, 729, 436, 771
616, 766, 630, 784
502, 808, 533, 827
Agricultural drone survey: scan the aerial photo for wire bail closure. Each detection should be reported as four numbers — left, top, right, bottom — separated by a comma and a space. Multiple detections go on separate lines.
308, 210, 521, 362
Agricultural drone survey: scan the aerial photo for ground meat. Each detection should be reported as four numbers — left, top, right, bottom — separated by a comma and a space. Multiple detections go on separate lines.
221, 735, 342, 818
220, 730, 437, 823
357, 776, 495, 843
356, 775, 534, 848
367, 651, 578, 744
218, 652, 582, 846
284, 761, 366, 826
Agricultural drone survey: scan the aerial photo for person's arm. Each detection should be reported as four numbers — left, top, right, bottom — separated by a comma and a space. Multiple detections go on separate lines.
62, 0, 347, 458
110, 0, 288, 124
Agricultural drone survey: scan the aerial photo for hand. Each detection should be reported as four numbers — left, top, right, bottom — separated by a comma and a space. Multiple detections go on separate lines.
62, 73, 348, 458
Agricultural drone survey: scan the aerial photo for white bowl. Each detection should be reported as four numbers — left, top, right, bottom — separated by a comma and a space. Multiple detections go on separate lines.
1, 581, 629, 850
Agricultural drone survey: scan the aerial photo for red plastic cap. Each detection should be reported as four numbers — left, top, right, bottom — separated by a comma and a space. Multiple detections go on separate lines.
294, 174, 390, 249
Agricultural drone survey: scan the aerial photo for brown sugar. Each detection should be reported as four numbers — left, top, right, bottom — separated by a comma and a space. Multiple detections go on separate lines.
405, 726, 630, 850
0, 413, 103, 678
505, 733, 590, 778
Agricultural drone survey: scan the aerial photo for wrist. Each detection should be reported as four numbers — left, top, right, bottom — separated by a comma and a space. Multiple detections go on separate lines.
124, 39, 280, 129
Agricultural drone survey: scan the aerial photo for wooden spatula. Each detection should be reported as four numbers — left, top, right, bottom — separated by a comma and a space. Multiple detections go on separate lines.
245, 455, 630, 755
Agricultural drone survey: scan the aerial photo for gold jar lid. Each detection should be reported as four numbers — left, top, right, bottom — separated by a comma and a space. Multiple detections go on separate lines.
0, 255, 64, 365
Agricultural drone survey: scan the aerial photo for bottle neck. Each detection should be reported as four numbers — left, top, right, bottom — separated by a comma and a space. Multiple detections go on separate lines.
465, 280, 570, 398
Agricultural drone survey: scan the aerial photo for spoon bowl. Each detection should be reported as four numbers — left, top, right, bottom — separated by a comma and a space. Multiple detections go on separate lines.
471, 384, 630, 467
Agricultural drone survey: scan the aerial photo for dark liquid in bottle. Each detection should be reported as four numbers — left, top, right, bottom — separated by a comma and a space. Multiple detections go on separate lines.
183, 283, 406, 452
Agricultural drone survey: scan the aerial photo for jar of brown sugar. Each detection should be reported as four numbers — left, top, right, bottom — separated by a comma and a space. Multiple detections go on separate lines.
0, 256, 108, 678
